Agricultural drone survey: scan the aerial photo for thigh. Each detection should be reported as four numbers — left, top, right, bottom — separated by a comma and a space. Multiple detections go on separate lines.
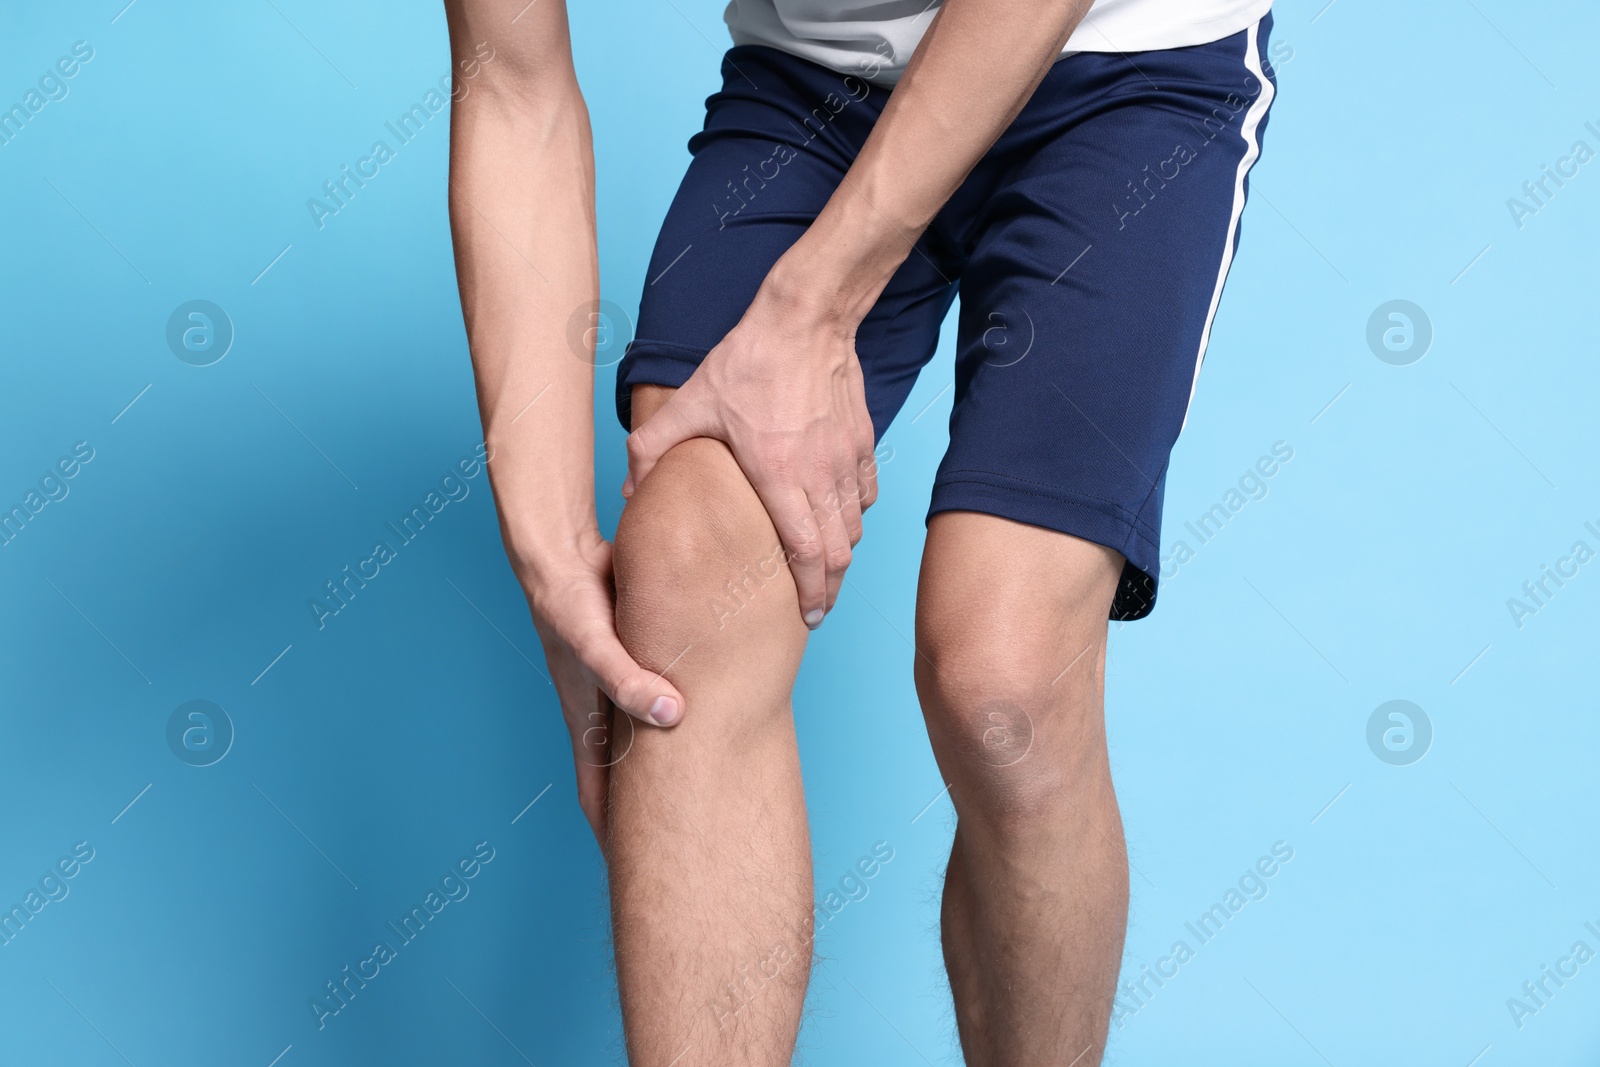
930, 17, 1278, 622
616, 46, 956, 439
916, 511, 1122, 684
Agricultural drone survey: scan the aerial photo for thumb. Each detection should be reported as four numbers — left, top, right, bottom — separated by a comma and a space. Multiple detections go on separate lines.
624, 389, 704, 499
579, 628, 688, 727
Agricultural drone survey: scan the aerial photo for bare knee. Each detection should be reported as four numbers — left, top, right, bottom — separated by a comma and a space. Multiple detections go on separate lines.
914, 518, 1120, 827
613, 437, 805, 711
615, 437, 761, 663
916, 630, 1109, 826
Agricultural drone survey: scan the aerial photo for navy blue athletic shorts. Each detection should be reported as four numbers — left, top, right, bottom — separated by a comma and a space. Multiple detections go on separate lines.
616, 15, 1277, 620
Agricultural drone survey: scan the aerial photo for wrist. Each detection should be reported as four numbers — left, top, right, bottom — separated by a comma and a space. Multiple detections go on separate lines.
763, 192, 920, 328
482, 421, 600, 577
502, 519, 604, 595
489, 471, 600, 586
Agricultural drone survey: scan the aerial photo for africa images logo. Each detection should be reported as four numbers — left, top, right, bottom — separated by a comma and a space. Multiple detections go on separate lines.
309, 842, 496, 1030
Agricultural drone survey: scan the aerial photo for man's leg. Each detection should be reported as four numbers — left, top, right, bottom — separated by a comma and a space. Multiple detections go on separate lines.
608, 385, 814, 1066
914, 511, 1129, 1067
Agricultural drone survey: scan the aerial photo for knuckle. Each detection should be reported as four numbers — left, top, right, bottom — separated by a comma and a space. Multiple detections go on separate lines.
787, 509, 821, 538
757, 442, 797, 473
762, 461, 797, 489
562, 625, 596, 660
610, 673, 639, 711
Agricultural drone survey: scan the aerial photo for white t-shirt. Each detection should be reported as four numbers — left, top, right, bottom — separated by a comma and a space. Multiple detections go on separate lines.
724, 0, 1274, 85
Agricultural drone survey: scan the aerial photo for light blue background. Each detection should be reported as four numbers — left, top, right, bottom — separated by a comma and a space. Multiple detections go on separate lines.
2, 0, 1597, 1064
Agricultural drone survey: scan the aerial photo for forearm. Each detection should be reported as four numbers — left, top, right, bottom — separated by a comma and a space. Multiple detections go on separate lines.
771, 0, 1094, 321
446, 44, 599, 584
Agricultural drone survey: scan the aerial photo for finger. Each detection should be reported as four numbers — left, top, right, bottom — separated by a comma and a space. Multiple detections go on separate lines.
575, 626, 688, 727
845, 360, 880, 511
834, 453, 864, 548
624, 387, 704, 499
757, 482, 828, 628
809, 481, 854, 616
856, 438, 880, 512
838, 476, 864, 548
572, 746, 608, 846
554, 676, 611, 845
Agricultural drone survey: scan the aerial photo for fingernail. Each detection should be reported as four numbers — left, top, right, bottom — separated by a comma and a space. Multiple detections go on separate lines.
649, 696, 678, 725
622, 476, 634, 498
804, 609, 825, 629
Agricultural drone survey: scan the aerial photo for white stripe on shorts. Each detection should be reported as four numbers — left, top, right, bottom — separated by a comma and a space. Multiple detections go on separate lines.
1179, 17, 1275, 432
